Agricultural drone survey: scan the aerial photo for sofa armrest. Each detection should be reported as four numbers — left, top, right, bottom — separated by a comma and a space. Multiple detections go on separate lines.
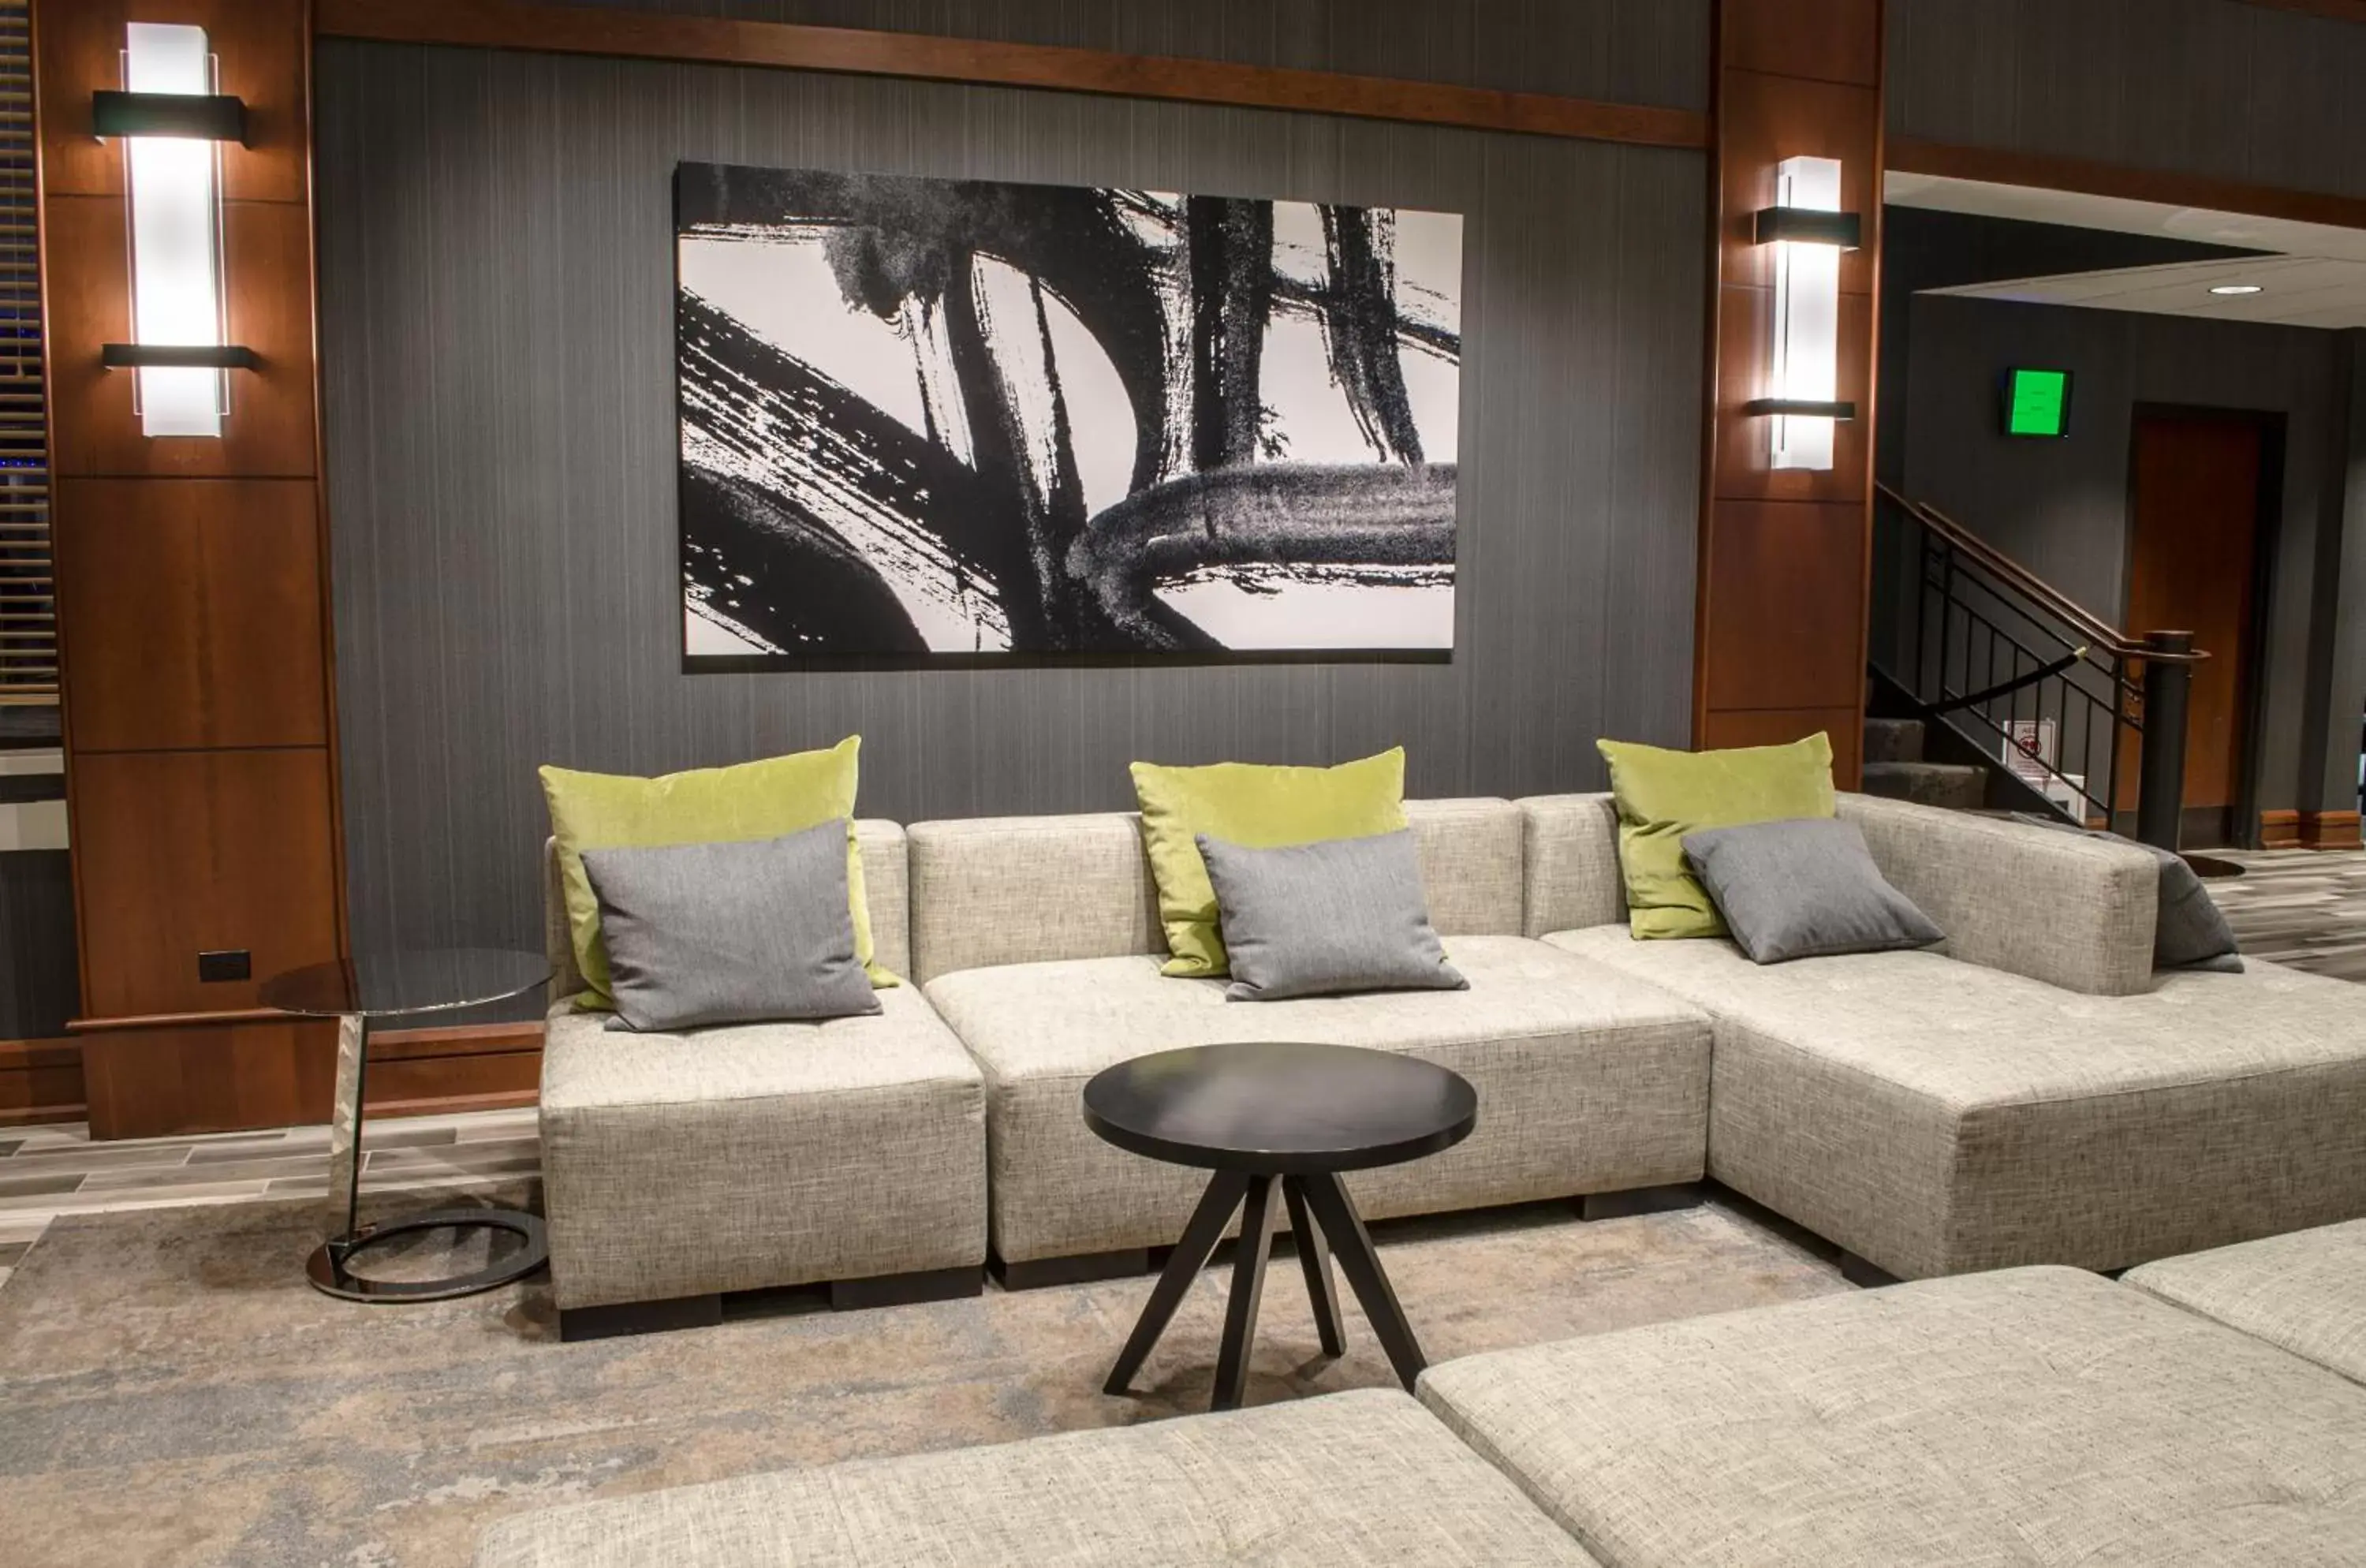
1836, 793, 2158, 995
1517, 793, 1627, 936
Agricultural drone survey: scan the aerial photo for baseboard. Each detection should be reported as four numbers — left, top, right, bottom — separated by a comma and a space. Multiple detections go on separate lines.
2300, 809, 2363, 850
9, 1021, 546, 1137
2259, 808, 2302, 849
0, 1037, 86, 1126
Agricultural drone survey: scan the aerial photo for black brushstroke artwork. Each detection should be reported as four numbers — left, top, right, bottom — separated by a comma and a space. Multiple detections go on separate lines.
675, 162, 1463, 659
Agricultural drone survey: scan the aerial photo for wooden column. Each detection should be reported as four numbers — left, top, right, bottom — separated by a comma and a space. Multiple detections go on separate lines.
34, 0, 346, 1137
1694, 0, 1883, 785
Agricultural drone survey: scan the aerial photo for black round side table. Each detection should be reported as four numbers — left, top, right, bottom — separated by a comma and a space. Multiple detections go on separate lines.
1084, 1040, 1478, 1411
261, 946, 552, 1303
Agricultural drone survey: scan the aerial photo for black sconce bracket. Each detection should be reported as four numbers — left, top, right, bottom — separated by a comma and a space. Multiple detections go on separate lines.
1744, 398, 1857, 420
93, 90, 248, 145
102, 343, 259, 371
1752, 207, 1862, 248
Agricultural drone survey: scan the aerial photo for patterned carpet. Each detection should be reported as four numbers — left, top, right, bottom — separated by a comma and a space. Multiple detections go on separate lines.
0, 1186, 1845, 1568
2207, 849, 2366, 983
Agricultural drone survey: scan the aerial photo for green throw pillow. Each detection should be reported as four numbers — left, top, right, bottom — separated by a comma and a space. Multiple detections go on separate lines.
1597, 733, 1837, 940
1130, 749, 1409, 978
539, 737, 894, 1009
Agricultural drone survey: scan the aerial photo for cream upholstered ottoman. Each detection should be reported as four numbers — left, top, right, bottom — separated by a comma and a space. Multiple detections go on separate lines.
2125, 1218, 2366, 1386
537, 821, 987, 1335
1420, 1266, 2366, 1566
476, 1389, 1603, 1567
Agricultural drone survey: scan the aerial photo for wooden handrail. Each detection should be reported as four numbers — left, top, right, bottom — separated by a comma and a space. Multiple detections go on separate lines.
1873, 481, 2207, 665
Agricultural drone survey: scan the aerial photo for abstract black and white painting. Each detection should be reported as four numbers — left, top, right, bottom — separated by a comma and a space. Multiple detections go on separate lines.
675, 161, 1461, 661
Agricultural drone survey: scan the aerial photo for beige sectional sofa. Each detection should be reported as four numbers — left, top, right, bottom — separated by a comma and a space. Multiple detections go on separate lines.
910, 798, 1713, 1279
480, 1232, 2366, 1566
1524, 791, 2366, 1279
536, 788, 2366, 1325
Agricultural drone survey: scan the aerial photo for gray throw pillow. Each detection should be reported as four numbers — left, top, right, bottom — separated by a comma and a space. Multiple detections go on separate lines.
1681, 817, 1944, 965
579, 820, 881, 1032
1196, 830, 1468, 1002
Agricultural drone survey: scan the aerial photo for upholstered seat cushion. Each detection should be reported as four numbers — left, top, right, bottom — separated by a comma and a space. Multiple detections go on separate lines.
1420, 1266, 2366, 1568
2125, 1219, 2366, 1386
539, 986, 985, 1309
1547, 926, 2366, 1278
475, 1388, 1603, 1568
924, 935, 1711, 1264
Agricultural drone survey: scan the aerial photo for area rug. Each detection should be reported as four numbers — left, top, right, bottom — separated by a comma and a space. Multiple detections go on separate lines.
0, 1184, 1847, 1567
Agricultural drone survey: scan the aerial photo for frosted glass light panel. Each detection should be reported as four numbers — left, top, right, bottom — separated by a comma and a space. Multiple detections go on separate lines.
124, 22, 227, 439
1768, 155, 1841, 472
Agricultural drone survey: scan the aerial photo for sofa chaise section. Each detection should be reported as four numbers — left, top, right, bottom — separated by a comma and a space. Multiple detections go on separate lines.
1524, 791, 2366, 1279
475, 1388, 1603, 1568
2125, 1218, 2366, 1386
909, 800, 1715, 1277
539, 821, 987, 1334
1419, 1265, 2366, 1567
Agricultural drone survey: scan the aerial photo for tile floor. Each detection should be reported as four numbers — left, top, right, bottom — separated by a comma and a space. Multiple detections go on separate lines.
0, 1107, 539, 1294
2207, 848, 2366, 983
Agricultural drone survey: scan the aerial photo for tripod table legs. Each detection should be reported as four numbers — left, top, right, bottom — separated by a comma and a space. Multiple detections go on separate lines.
1103, 1168, 1427, 1410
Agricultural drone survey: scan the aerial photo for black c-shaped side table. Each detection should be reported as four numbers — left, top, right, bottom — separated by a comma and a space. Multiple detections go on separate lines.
1084, 1040, 1478, 1411
261, 947, 552, 1303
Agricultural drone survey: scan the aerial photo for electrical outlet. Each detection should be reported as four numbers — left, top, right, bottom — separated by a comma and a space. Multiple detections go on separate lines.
198, 949, 252, 984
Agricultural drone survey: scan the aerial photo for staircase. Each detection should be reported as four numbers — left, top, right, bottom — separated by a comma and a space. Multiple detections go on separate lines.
1870, 483, 2205, 847
1861, 715, 1987, 811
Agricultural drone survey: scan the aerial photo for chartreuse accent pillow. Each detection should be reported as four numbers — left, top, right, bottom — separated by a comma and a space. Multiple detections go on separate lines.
539, 737, 894, 1010
1130, 749, 1408, 978
1596, 733, 1836, 940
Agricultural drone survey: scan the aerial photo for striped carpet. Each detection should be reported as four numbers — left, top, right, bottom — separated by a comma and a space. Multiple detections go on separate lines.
2207, 849, 2366, 984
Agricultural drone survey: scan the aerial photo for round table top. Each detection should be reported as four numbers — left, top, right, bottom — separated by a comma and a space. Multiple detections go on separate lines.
1081, 1041, 1478, 1175
259, 947, 552, 1021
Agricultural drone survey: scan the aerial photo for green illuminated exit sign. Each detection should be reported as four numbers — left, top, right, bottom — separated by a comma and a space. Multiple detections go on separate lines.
2005, 368, 2072, 438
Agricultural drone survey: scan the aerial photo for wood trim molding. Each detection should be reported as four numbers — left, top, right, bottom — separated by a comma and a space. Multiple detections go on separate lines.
2300, 808, 2364, 850
2259, 808, 2303, 849
2235, 1, 2366, 24
1887, 136, 2366, 234
314, 0, 1712, 150
370, 1020, 544, 1061
67, 1007, 286, 1033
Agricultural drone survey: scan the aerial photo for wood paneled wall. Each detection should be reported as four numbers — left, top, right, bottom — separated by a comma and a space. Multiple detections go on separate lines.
33, 0, 348, 1137
1692, 0, 1883, 782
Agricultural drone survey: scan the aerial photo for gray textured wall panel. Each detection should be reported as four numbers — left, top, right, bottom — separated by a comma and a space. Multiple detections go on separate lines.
0, 851, 77, 1039
1888, 0, 2366, 200
315, 41, 1707, 955
1901, 293, 2347, 818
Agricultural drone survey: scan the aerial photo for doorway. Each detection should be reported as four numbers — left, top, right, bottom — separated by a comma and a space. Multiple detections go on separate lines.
2118, 408, 2275, 848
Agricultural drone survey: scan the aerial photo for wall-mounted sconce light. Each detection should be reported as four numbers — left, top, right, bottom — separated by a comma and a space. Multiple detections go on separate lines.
1744, 155, 1858, 472
96, 23, 252, 439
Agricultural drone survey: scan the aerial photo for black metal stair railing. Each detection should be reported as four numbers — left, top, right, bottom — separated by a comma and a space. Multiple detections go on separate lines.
1872, 483, 2205, 848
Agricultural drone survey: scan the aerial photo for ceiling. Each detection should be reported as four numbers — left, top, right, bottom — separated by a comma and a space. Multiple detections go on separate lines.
1886, 171, 2366, 330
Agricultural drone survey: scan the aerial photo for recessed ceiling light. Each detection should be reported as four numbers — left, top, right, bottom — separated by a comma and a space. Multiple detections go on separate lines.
2209, 283, 2264, 296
